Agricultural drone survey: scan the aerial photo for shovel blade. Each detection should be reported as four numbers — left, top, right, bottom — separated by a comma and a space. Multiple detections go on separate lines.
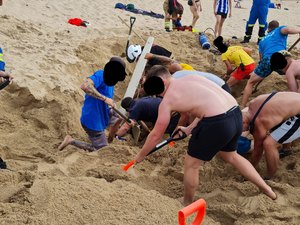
132, 125, 141, 145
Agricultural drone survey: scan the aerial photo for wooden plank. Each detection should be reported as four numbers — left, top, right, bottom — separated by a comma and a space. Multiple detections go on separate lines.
119, 36, 154, 114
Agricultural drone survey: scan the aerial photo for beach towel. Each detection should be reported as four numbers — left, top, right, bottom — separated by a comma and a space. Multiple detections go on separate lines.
115, 3, 164, 19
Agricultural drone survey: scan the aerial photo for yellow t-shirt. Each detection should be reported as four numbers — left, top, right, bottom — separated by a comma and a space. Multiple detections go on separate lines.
180, 63, 194, 70
221, 46, 254, 67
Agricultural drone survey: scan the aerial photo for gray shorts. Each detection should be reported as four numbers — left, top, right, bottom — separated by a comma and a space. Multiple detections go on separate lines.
270, 114, 300, 144
81, 110, 120, 149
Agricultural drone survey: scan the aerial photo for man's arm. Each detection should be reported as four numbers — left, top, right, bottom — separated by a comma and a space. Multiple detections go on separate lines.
80, 78, 113, 106
280, 27, 300, 35
228, 0, 232, 17
285, 71, 299, 92
223, 60, 233, 75
116, 120, 134, 137
135, 104, 171, 163
145, 53, 174, 66
243, 47, 253, 56
250, 125, 267, 167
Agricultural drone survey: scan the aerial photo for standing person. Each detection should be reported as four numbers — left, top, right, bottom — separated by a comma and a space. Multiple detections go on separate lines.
163, 0, 184, 32
213, 0, 232, 37
270, 51, 300, 92
58, 57, 126, 152
213, 36, 255, 87
134, 65, 276, 206
188, 0, 202, 29
241, 21, 300, 108
242, 92, 300, 179
241, 0, 270, 44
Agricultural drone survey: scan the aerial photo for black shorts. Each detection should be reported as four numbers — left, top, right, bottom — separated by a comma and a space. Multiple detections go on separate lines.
216, 12, 227, 18
221, 83, 231, 94
188, 106, 242, 161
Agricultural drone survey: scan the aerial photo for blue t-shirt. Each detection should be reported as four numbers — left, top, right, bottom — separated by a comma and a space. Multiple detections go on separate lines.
80, 70, 114, 131
129, 97, 162, 122
259, 26, 287, 58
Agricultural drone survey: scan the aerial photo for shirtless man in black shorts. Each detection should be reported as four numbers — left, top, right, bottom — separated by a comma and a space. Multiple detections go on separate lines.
242, 92, 300, 179
133, 65, 276, 205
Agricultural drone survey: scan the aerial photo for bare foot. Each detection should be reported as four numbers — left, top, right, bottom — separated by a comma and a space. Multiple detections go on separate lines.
58, 135, 74, 151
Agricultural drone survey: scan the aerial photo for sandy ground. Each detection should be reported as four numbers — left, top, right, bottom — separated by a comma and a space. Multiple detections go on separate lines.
0, 0, 300, 224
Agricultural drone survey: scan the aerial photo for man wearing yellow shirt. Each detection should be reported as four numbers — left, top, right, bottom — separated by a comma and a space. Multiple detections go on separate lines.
214, 36, 255, 87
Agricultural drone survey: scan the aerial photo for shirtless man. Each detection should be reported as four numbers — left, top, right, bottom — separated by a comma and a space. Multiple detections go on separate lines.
270, 51, 300, 92
134, 65, 276, 205
242, 92, 300, 179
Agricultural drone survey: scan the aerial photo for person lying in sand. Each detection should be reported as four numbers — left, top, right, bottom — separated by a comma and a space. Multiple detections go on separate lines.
134, 65, 276, 206
242, 92, 300, 179
213, 36, 255, 88
58, 57, 126, 152
270, 51, 300, 92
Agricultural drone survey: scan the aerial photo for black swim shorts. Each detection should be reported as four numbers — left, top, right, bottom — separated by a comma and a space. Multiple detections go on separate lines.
216, 12, 227, 18
188, 106, 242, 161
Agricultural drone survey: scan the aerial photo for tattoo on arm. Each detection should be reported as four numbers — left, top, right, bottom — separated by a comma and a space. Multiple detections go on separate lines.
83, 79, 106, 101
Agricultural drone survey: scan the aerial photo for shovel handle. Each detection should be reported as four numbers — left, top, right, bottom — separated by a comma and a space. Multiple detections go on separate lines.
288, 37, 300, 52
122, 129, 187, 172
111, 106, 131, 124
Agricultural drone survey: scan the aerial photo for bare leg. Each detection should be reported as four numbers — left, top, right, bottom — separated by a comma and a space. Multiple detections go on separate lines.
219, 151, 277, 200
241, 73, 262, 108
58, 135, 74, 151
218, 17, 226, 36
190, 5, 199, 27
58, 135, 99, 152
214, 15, 221, 36
183, 154, 204, 206
227, 76, 240, 87
263, 136, 281, 179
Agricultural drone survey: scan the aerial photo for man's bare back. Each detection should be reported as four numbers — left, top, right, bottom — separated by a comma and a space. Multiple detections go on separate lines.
161, 75, 237, 118
249, 92, 300, 131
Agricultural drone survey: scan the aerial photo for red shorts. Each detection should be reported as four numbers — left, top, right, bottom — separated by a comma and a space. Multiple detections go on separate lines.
232, 63, 255, 80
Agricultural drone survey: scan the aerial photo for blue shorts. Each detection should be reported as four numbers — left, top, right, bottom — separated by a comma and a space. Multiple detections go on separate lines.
254, 56, 272, 78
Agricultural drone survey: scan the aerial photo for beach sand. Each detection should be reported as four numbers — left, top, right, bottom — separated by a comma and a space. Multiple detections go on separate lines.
0, 0, 300, 224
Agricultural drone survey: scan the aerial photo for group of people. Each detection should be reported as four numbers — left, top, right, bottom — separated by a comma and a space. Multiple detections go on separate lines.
162, 0, 232, 36
163, 0, 280, 49
58, 17, 300, 205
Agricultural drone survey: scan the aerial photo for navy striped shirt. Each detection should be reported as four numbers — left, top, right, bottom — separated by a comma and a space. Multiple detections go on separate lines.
216, 0, 229, 14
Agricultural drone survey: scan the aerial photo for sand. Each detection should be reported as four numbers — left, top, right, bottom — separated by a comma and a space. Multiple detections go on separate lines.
0, 0, 300, 224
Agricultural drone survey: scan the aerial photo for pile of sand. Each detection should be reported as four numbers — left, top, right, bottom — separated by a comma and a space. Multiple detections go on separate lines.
0, 0, 300, 224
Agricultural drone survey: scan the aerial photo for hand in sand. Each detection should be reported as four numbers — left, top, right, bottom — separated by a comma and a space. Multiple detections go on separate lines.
58, 135, 74, 151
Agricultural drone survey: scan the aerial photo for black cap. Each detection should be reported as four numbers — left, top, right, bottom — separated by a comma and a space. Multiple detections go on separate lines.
103, 57, 127, 86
